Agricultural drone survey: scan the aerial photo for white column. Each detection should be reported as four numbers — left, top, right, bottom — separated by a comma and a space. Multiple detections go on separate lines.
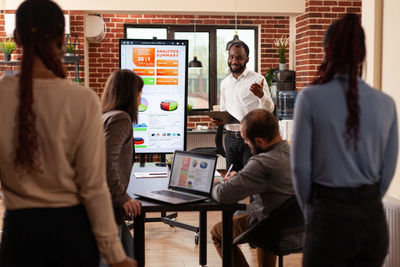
381, 0, 400, 198
289, 15, 296, 71
361, 0, 383, 90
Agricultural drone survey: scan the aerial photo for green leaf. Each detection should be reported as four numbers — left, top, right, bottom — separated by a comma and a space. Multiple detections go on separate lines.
0, 37, 16, 55
265, 67, 278, 87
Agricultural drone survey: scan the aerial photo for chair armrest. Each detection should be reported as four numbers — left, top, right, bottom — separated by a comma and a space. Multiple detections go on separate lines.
234, 217, 269, 245
233, 196, 305, 246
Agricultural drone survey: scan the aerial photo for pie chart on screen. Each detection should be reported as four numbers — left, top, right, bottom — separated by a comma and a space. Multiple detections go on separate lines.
160, 100, 178, 111
200, 162, 208, 169
134, 137, 144, 145
139, 97, 149, 112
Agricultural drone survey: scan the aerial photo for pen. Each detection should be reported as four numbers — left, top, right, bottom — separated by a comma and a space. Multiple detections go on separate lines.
224, 164, 234, 180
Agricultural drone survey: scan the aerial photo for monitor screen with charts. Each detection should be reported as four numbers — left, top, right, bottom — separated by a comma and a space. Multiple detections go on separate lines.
119, 39, 188, 154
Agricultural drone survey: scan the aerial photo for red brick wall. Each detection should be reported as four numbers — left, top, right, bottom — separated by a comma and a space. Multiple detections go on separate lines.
1, 4, 364, 121
0, 12, 5, 40
0, 4, 364, 162
65, 11, 85, 82
0, 11, 84, 80
295, 0, 362, 90
187, 115, 217, 130
88, 14, 290, 95
0, 10, 22, 75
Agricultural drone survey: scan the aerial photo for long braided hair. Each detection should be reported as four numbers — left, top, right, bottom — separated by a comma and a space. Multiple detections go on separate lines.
14, 0, 66, 174
313, 13, 365, 150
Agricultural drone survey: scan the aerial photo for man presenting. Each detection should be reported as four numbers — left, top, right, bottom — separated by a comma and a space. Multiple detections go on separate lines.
217, 41, 274, 172
211, 109, 293, 267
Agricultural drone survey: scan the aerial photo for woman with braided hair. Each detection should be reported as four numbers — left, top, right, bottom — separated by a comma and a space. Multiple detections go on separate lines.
0, 0, 136, 266
291, 13, 397, 266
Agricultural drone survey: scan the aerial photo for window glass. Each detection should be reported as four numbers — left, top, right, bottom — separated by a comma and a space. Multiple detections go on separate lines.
216, 29, 256, 103
125, 25, 257, 111
175, 32, 210, 109
126, 28, 167, 39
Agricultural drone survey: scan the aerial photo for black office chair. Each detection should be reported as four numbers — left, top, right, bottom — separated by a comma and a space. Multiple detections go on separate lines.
190, 125, 226, 157
233, 196, 305, 267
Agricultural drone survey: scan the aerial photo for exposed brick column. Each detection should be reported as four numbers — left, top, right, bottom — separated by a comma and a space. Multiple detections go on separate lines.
295, 0, 362, 91
0, 12, 5, 39
0, 11, 84, 80
0, 11, 22, 76
0, 11, 6, 72
66, 11, 85, 84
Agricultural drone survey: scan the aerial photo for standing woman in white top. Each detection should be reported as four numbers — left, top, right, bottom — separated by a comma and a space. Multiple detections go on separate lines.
0, 0, 136, 266
291, 14, 398, 267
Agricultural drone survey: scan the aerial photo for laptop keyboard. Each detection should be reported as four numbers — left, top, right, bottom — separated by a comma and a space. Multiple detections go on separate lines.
153, 190, 200, 201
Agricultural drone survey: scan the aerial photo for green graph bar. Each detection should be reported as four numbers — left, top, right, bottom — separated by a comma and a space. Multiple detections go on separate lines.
142, 78, 155, 85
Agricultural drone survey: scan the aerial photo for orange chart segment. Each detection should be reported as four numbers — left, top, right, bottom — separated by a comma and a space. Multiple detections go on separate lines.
157, 78, 178, 85
178, 157, 191, 186
157, 69, 178, 76
134, 68, 155, 76
132, 47, 155, 67
157, 59, 178, 67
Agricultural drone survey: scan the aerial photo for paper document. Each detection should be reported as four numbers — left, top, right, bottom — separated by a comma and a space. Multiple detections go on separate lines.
215, 170, 223, 182
135, 171, 168, 178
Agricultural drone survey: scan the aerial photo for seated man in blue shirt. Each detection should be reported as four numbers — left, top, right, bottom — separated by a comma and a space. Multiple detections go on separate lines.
211, 109, 294, 267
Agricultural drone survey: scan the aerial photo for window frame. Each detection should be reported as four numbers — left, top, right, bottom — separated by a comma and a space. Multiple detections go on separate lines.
124, 24, 258, 115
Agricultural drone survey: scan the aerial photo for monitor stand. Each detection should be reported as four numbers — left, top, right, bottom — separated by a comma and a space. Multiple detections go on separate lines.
139, 153, 167, 167
139, 154, 146, 167
155, 154, 167, 167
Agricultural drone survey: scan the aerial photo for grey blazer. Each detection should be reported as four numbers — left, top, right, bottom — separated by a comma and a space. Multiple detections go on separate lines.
103, 110, 134, 224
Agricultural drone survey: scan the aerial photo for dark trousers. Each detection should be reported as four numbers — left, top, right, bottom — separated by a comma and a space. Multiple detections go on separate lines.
0, 205, 99, 267
303, 183, 388, 267
100, 222, 134, 267
225, 133, 252, 172
211, 214, 276, 267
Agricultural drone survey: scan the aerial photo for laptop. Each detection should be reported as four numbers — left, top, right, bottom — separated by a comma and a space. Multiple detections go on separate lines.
135, 150, 217, 204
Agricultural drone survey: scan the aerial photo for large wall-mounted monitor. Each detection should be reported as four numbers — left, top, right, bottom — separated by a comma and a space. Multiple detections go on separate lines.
119, 39, 188, 154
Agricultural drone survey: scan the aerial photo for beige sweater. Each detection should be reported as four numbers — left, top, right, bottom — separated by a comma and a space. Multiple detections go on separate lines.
0, 76, 125, 263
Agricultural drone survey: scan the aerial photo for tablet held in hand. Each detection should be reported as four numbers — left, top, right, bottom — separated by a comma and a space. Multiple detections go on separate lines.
202, 111, 239, 124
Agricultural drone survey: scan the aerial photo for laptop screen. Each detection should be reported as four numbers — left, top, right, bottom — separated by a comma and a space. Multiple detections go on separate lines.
169, 151, 217, 194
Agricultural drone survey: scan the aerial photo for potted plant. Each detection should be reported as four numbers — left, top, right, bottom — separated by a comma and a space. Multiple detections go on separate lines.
72, 77, 83, 84
274, 36, 289, 71
65, 43, 75, 56
265, 67, 278, 87
187, 103, 193, 113
265, 67, 278, 105
166, 153, 174, 170
0, 37, 17, 61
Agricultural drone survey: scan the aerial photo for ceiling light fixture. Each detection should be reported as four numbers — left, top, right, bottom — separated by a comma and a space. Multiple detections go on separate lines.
189, 15, 203, 68
226, 0, 241, 50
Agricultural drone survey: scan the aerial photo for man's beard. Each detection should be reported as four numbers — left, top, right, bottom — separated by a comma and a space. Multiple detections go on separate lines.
249, 142, 264, 155
229, 62, 246, 74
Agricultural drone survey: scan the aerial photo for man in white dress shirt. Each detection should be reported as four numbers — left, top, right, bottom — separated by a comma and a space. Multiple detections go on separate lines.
217, 41, 274, 172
